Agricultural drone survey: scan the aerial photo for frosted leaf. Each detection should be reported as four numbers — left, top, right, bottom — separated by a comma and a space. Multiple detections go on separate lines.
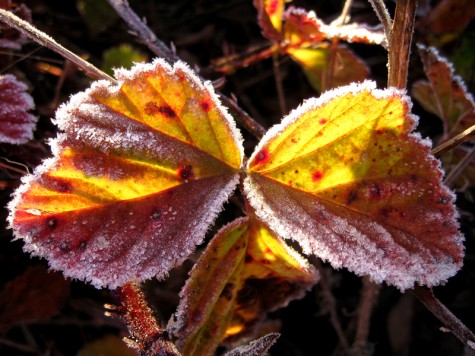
0, 74, 37, 144
245, 81, 464, 291
168, 216, 317, 354
0, 4, 32, 50
412, 44, 475, 143
224, 333, 280, 356
8, 59, 243, 289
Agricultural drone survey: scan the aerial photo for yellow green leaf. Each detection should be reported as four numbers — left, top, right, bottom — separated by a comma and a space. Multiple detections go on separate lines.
102, 44, 148, 76
245, 81, 464, 291
168, 216, 318, 355
8, 59, 243, 288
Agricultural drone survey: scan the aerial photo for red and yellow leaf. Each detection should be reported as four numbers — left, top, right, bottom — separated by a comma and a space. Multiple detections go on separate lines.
8, 59, 243, 288
245, 81, 464, 291
412, 44, 475, 143
253, 0, 286, 41
168, 216, 318, 355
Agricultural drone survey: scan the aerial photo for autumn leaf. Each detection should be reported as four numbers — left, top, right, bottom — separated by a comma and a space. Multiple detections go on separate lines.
412, 44, 475, 143
8, 59, 243, 288
102, 44, 148, 76
425, 0, 475, 35
0, 73, 37, 144
244, 81, 464, 291
288, 44, 369, 92
0, 3, 31, 50
253, 0, 286, 41
168, 216, 318, 355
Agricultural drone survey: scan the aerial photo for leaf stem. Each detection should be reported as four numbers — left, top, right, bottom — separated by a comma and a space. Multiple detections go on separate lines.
0, 9, 115, 83
431, 124, 475, 156
111, 281, 181, 355
387, 0, 417, 89
413, 286, 475, 348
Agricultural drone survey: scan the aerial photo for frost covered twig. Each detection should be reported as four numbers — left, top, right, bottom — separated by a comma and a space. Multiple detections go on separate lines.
106, 0, 180, 64
432, 124, 475, 156
414, 286, 475, 348
367, 0, 392, 43
0, 9, 115, 83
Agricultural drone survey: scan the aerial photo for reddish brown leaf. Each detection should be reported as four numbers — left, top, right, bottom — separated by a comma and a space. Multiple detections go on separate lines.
0, 265, 69, 328
0, 3, 31, 50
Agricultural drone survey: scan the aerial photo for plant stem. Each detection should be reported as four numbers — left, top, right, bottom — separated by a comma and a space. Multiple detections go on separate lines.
315, 260, 351, 353
444, 145, 475, 187
0, 9, 115, 83
431, 124, 475, 156
272, 53, 287, 116
106, 0, 180, 64
413, 286, 475, 348
331, 0, 353, 26
351, 277, 381, 353
387, 0, 417, 89
112, 281, 181, 355
367, 0, 392, 43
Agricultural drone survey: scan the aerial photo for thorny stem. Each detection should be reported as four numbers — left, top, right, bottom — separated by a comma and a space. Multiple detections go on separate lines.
315, 261, 351, 353
107, 0, 267, 140
431, 124, 475, 156
106, 0, 180, 64
110, 281, 181, 355
444, 145, 475, 187
413, 286, 475, 348
367, 0, 392, 43
351, 277, 381, 354
0, 9, 115, 83
387, 0, 417, 89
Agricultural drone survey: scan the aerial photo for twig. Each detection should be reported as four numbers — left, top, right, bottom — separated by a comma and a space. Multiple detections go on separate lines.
315, 260, 351, 353
367, 0, 392, 43
431, 124, 475, 156
444, 145, 475, 187
106, 0, 180, 64
387, 0, 418, 89
110, 281, 181, 355
351, 277, 381, 354
413, 286, 475, 348
272, 53, 287, 116
331, 0, 353, 26
220, 94, 267, 139
0, 9, 115, 83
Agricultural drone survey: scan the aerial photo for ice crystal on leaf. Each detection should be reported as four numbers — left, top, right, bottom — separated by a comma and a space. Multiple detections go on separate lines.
168, 216, 317, 355
244, 81, 464, 291
0, 74, 37, 144
8, 59, 243, 289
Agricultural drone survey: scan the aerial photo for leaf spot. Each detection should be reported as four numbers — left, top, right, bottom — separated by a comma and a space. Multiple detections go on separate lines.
319, 118, 327, 125
312, 171, 324, 181
347, 191, 358, 205
254, 148, 270, 165
144, 102, 177, 118
178, 165, 194, 180
200, 99, 211, 112
47, 218, 57, 228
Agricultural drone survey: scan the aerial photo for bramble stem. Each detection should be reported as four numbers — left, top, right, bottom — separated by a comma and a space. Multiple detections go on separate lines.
315, 261, 351, 353
351, 277, 380, 353
0, 9, 115, 83
432, 124, 475, 156
331, 0, 353, 26
387, 0, 417, 89
112, 282, 181, 355
413, 286, 475, 348
106, 0, 180, 64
